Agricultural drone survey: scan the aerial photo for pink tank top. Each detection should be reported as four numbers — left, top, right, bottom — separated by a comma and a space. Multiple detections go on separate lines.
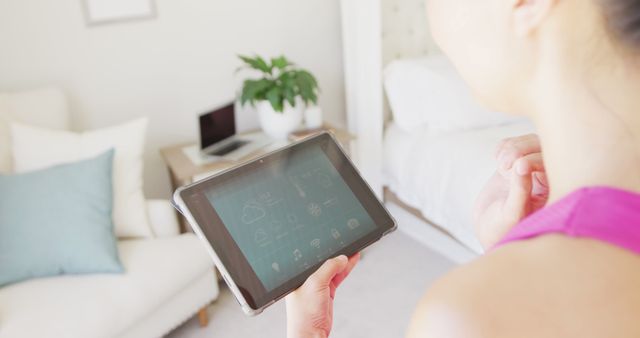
496, 187, 640, 254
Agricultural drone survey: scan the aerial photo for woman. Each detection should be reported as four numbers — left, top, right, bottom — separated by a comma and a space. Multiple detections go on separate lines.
286, 0, 640, 337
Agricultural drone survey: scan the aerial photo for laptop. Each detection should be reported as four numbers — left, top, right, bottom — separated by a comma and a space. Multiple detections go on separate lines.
199, 103, 271, 158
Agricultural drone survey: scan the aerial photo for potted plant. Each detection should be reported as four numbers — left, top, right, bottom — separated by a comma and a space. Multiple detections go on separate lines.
238, 55, 320, 139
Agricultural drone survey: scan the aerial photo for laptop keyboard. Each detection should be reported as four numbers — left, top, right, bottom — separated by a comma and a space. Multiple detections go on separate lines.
208, 140, 250, 156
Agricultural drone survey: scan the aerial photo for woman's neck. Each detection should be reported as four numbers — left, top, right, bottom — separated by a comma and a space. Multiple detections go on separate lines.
530, 59, 640, 203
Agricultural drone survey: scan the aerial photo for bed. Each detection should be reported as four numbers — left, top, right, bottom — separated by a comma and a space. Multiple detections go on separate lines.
340, 0, 535, 261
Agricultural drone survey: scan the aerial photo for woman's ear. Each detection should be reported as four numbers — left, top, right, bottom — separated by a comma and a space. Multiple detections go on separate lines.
512, 0, 557, 37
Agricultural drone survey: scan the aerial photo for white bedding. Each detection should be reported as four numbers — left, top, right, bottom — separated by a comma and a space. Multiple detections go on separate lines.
383, 122, 536, 253
384, 56, 522, 133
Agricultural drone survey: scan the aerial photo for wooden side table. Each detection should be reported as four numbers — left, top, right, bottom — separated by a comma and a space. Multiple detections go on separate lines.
160, 125, 354, 232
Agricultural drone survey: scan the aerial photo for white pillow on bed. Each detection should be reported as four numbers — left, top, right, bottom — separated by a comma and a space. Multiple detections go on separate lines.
384, 55, 521, 132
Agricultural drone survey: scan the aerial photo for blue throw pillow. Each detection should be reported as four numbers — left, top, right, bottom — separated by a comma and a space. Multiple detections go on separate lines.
0, 149, 123, 287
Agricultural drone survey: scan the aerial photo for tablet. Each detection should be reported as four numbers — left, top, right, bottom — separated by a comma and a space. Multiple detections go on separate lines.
172, 132, 396, 315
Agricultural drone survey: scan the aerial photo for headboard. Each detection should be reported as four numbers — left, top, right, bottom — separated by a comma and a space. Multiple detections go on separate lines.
340, 0, 437, 197
381, 0, 437, 65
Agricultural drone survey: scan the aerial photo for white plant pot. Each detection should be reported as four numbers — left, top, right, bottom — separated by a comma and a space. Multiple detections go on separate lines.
304, 106, 324, 129
257, 100, 303, 140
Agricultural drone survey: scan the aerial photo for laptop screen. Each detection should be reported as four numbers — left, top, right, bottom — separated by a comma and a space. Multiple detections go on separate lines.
199, 103, 236, 150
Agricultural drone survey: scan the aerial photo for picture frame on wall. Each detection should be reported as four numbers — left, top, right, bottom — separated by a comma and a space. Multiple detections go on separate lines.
83, 0, 156, 26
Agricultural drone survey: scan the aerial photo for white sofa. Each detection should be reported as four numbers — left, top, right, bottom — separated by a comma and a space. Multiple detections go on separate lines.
0, 88, 219, 338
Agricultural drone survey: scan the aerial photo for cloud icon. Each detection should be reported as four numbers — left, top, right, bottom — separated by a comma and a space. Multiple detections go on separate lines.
254, 229, 268, 244
242, 204, 266, 224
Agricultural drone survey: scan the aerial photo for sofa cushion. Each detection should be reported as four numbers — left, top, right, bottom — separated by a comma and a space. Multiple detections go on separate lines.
10, 119, 152, 238
0, 149, 122, 287
0, 234, 213, 338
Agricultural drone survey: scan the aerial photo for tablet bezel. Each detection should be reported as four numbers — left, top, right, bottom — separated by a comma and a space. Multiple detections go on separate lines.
173, 132, 396, 315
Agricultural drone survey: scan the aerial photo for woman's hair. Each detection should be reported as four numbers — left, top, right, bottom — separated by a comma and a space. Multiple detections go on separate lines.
601, 0, 640, 49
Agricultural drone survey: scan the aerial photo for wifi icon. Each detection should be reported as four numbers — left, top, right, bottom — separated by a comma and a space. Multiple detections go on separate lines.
310, 239, 320, 249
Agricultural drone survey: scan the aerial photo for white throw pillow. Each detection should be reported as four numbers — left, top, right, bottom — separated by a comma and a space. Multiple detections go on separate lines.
384, 55, 522, 133
10, 118, 153, 238
0, 88, 70, 174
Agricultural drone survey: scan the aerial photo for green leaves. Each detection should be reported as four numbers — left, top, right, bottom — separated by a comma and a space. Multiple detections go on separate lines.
294, 70, 318, 106
240, 79, 273, 106
271, 56, 292, 70
238, 55, 272, 74
265, 87, 283, 112
238, 54, 319, 113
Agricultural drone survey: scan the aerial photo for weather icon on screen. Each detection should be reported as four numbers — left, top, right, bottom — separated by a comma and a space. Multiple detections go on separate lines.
307, 203, 322, 217
242, 204, 266, 225
254, 229, 269, 245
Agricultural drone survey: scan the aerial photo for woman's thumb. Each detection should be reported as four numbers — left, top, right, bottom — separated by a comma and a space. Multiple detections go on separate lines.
308, 255, 349, 287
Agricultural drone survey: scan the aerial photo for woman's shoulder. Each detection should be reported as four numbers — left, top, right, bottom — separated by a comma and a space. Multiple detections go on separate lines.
405, 244, 518, 338
406, 235, 640, 338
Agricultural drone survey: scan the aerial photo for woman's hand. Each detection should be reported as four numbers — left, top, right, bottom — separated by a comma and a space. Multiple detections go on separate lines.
474, 134, 549, 249
286, 253, 360, 338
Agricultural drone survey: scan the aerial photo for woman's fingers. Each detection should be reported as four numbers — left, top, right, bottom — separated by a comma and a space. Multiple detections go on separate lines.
503, 169, 534, 224
533, 171, 549, 189
308, 255, 349, 289
332, 253, 360, 288
495, 134, 538, 159
494, 138, 510, 158
329, 253, 360, 299
514, 153, 545, 176
496, 134, 541, 157
496, 134, 542, 173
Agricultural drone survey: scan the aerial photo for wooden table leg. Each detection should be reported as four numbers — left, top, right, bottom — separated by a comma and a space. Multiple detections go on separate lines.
198, 306, 209, 327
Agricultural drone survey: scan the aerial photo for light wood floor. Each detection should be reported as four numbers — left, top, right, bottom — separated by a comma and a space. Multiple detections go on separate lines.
167, 231, 455, 338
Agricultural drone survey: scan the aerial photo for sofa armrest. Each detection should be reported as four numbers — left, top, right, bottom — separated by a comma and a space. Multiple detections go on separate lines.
146, 199, 181, 238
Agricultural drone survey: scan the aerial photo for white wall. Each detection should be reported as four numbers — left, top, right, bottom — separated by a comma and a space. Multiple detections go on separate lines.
0, 0, 346, 198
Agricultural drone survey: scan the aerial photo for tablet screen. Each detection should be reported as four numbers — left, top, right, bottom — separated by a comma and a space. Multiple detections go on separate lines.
205, 145, 376, 291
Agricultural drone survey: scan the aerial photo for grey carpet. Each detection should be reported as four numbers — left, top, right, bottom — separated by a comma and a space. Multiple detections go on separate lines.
167, 231, 455, 338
